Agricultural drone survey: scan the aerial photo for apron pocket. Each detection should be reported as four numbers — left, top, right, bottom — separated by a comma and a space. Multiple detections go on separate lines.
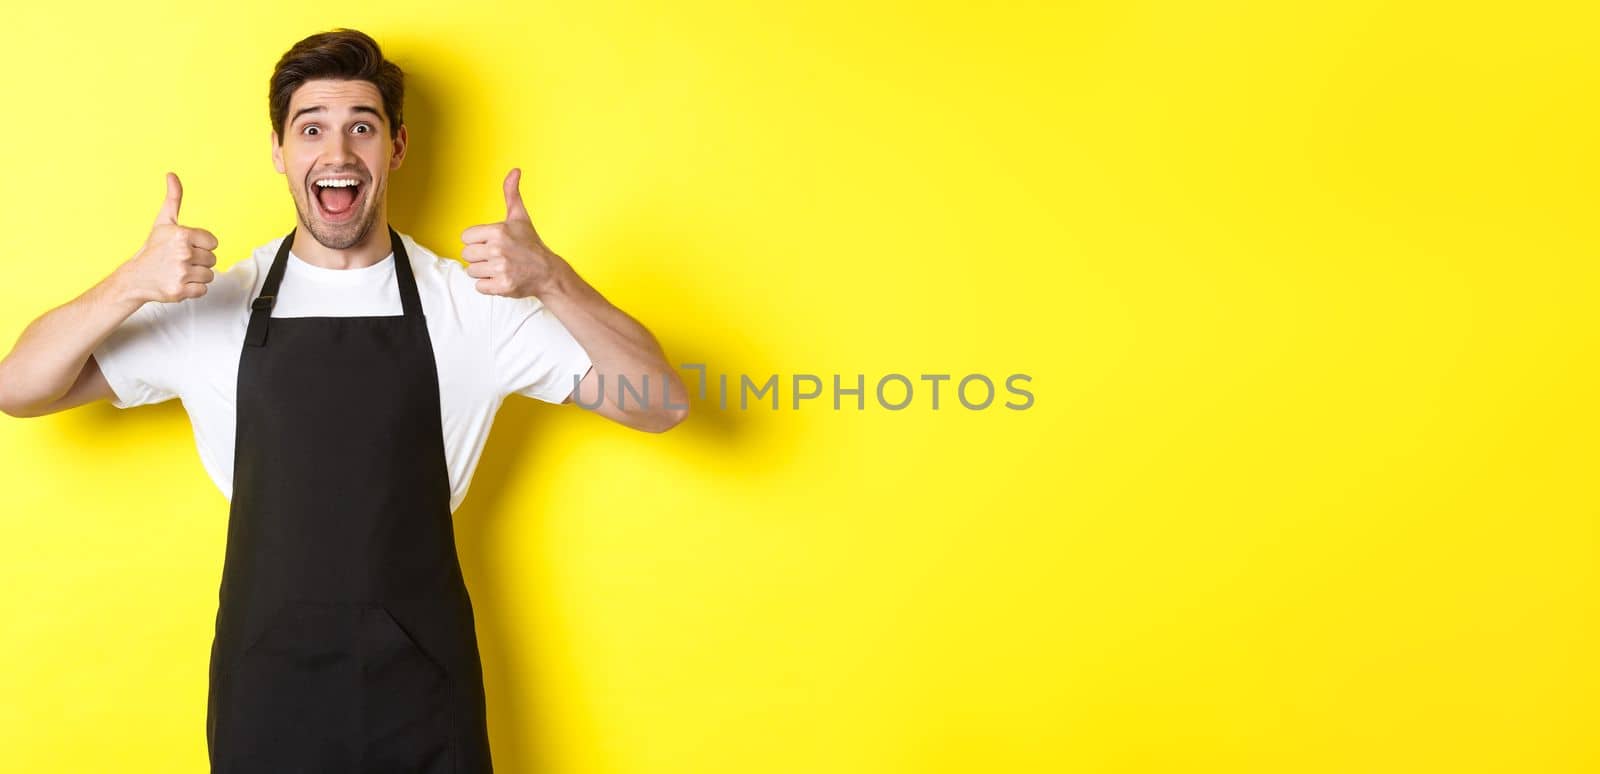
224, 601, 362, 772
360, 604, 456, 774
219, 602, 456, 774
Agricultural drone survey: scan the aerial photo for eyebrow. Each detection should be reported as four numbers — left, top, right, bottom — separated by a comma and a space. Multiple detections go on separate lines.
290, 105, 384, 125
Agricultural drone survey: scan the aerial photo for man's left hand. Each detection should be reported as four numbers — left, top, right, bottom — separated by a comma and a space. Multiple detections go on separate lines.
461, 168, 568, 299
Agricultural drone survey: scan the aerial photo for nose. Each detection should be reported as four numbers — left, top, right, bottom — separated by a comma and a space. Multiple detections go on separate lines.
325, 133, 360, 168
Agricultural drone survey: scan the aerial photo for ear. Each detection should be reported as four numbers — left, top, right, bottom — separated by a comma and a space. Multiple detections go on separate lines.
389, 124, 408, 171
271, 130, 284, 174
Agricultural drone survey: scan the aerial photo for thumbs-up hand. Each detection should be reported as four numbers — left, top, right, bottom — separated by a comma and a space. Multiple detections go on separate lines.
460, 168, 568, 298
117, 172, 219, 303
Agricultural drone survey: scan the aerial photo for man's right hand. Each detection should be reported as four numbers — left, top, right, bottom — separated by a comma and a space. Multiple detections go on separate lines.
116, 172, 219, 303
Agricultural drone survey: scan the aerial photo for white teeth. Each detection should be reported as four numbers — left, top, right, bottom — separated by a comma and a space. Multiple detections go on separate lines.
315, 179, 360, 188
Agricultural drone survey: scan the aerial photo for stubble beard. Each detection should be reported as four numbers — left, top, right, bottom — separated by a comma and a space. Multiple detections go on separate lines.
296, 175, 384, 251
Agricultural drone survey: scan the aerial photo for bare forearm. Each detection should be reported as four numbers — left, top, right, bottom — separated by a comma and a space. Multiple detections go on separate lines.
0, 270, 145, 411
536, 260, 688, 427
1, 175, 219, 414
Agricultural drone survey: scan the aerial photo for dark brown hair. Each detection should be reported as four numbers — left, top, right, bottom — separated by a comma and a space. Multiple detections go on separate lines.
269, 28, 404, 143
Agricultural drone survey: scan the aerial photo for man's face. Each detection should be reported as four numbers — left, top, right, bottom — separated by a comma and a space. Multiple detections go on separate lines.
272, 78, 406, 250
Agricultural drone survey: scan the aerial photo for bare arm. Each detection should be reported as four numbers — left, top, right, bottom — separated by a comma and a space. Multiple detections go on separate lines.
0, 276, 145, 417
0, 172, 219, 418
463, 168, 689, 433
538, 265, 689, 432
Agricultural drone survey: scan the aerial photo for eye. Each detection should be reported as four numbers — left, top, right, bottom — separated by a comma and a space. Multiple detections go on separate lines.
354, 123, 373, 134
302, 124, 320, 136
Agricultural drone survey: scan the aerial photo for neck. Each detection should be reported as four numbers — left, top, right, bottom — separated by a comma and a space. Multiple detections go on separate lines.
291, 216, 394, 270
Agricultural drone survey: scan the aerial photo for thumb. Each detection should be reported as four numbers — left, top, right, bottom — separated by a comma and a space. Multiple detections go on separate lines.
155, 172, 182, 226
503, 167, 530, 224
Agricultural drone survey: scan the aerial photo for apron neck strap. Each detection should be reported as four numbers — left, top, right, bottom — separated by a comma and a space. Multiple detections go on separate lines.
245, 225, 420, 347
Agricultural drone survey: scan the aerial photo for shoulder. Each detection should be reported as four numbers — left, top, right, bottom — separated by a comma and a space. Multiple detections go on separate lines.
399, 232, 479, 297
397, 232, 559, 341
399, 232, 529, 324
196, 236, 279, 319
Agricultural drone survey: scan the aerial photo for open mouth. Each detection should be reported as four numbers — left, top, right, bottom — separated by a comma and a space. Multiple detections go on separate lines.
312, 178, 365, 223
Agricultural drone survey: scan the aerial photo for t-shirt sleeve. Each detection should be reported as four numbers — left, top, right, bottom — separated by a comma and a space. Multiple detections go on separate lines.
92, 298, 191, 409
489, 293, 593, 404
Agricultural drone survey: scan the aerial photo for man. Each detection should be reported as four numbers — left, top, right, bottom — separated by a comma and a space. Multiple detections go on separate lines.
0, 28, 688, 773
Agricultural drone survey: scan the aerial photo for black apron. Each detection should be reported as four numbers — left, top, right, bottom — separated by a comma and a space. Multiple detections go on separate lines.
205, 225, 494, 773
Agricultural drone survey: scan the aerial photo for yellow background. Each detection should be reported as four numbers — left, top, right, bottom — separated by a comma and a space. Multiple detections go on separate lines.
0, 1, 1594, 772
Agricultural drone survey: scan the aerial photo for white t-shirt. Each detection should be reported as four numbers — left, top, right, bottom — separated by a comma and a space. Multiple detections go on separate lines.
92, 230, 593, 513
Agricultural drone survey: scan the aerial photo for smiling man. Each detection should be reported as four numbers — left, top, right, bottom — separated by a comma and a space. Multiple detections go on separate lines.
0, 28, 687, 773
